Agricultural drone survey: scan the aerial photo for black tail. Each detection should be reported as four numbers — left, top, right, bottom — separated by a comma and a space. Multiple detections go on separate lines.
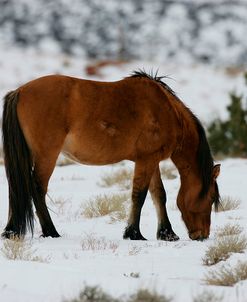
2, 90, 37, 237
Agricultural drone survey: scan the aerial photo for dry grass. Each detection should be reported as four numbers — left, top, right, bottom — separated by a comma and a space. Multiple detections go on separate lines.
193, 290, 223, 302
129, 289, 172, 302
160, 165, 177, 180
65, 285, 119, 302
100, 168, 133, 190
1, 237, 46, 262
216, 196, 241, 212
204, 261, 247, 286
65, 286, 172, 302
215, 224, 243, 237
128, 245, 142, 256
202, 235, 247, 266
81, 193, 129, 221
56, 155, 75, 166
81, 234, 118, 252
168, 203, 178, 211
224, 66, 245, 77
71, 174, 85, 181
53, 197, 71, 215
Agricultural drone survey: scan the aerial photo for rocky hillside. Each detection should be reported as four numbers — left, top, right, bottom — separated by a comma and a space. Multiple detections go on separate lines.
0, 0, 246, 65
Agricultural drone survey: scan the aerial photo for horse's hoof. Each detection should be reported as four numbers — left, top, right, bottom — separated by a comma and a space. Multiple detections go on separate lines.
41, 230, 61, 238
157, 228, 179, 241
123, 225, 147, 240
1, 230, 20, 239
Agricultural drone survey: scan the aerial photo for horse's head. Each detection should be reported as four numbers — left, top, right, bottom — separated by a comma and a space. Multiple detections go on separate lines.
177, 164, 220, 240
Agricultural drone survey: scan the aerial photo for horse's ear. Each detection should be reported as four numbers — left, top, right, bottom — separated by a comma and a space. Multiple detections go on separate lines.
212, 164, 221, 180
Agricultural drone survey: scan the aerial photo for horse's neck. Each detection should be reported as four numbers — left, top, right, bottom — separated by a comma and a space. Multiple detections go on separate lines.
171, 105, 200, 180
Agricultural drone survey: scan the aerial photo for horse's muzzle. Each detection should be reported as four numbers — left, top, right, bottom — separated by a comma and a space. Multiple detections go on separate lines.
189, 230, 209, 241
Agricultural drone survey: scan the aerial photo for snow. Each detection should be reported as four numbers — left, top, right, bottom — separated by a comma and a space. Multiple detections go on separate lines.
0, 47, 247, 302
1, 0, 247, 65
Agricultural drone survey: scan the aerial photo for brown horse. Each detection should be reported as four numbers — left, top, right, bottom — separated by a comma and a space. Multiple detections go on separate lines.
2, 70, 220, 241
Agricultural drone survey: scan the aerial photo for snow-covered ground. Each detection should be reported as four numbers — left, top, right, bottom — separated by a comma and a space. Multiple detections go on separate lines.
0, 47, 246, 302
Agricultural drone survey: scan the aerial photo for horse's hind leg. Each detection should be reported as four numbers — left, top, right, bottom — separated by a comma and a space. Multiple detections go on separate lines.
32, 152, 60, 237
149, 166, 179, 241
123, 159, 156, 240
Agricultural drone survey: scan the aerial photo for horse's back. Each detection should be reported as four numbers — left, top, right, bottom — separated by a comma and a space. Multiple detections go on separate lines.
17, 75, 180, 164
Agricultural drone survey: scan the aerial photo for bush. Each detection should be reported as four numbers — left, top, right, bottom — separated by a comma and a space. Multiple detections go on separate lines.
66, 286, 119, 302
100, 168, 133, 190
65, 286, 172, 302
128, 289, 172, 302
81, 234, 118, 252
1, 237, 46, 262
207, 73, 247, 157
215, 224, 243, 237
193, 290, 223, 302
81, 193, 129, 221
202, 234, 247, 266
214, 196, 241, 212
204, 261, 247, 286
160, 165, 177, 180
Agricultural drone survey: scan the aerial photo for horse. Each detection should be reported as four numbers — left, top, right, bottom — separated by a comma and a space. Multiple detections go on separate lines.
2, 70, 221, 241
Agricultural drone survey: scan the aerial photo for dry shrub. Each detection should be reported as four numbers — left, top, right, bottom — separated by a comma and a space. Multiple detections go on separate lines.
66, 285, 119, 302
128, 245, 142, 256
168, 203, 178, 211
204, 261, 247, 286
216, 196, 241, 212
129, 289, 172, 302
1, 237, 45, 262
160, 165, 177, 180
81, 193, 129, 221
193, 290, 223, 302
85, 60, 126, 77
56, 155, 75, 166
65, 286, 172, 302
100, 168, 133, 190
71, 174, 85, 181
53, 197, 70, 215
81, 234, 118, 252
224, 66, 245, 77
202, 235, 247, 266
215, 224, 243, 237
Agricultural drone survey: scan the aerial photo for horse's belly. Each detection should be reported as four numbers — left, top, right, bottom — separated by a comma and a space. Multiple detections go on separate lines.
61, 150, 124, 166
62, 132, 134, 165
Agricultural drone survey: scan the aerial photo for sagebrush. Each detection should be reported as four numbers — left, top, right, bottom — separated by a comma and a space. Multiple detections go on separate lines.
65, 286, 172, 302
215, 196, 241, 212
193, 290, 223, 302
204, 261, 247, 286
81, 234, 119, 252
100, 168, 133, 190
215, 224, 243, 237
81, 193, 129, 221
202, 234, 247, 266
1, 237, 45, 262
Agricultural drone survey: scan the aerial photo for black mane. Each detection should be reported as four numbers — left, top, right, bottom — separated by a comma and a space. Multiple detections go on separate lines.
130, 69, 177, 98
130, 69, 220, 210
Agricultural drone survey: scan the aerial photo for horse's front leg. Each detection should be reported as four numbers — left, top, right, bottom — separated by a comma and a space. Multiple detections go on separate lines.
149, 166, 179, 241
123, 159, 156, 240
